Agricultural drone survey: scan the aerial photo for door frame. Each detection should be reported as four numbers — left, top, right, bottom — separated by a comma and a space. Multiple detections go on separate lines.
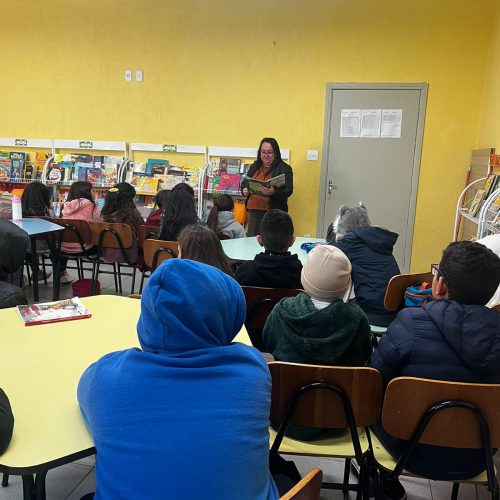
316, 82, 428, 271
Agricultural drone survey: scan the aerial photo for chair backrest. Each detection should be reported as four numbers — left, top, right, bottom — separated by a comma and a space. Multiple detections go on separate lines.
384, 271, 433, 311
382, 377, 500, 448
137, 224, 160, 249
90, 221, 135, 249
280, 468, 323, 500
48, 218, 93, 250
143, 238, 178, 271
269, 362, 383, 429
491, 303, 500, 312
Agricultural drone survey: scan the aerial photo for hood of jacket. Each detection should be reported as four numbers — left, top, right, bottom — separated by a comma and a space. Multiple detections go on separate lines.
265, 292, 371, 365
137, 259, 245, 354
62, 198, 98, 219
253, 251, 302, 280
347, 227, 398, 255
0, 219, 28, 275
425, 300, 500, 373
217, 211, 237, 230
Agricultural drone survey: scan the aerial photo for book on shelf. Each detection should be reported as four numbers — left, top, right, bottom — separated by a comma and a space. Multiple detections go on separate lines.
34, 152, 49, 179
9, 152, 26, 180
146, 158, 169, 175
23, 164, 35, 180
47, 164, 63, 183
244, 173, 285, 196
468, 189, 486, 217
88, 168, 105, 184
163, 174, 185, 190
135, 177, 160, 195
17, 297, 91, 326
0, 160, 11, 181
218, 173, 241, 192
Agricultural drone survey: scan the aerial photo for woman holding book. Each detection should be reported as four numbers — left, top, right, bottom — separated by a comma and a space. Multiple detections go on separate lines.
240, 137, 293, 237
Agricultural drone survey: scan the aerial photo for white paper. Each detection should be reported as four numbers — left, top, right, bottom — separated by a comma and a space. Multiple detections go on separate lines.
340, 109, 361, 137
381, 109, 403, 138
360, 109, 381, 138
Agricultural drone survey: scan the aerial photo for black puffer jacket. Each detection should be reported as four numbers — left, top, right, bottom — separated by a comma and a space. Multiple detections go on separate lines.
241, 160, 293, 212
0, 219, 28, 309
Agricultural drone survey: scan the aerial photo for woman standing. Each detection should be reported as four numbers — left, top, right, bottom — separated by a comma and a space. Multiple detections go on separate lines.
241, 138, 293, 236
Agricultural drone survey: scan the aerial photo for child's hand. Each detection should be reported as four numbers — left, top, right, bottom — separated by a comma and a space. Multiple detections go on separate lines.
260, 185, 275, 196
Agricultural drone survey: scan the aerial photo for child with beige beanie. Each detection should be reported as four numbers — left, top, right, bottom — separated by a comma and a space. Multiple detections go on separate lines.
263, 244, 371, 367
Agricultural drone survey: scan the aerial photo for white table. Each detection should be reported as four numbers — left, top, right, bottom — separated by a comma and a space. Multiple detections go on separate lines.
221, 236, 325, 264
0, 295, 252, 499
10, 218, 64, 302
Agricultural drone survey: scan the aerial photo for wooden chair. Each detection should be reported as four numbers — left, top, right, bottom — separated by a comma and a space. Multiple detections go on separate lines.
241, 286, 302, 351
140, 239, 178, 292
47, 218, 98, 281
371, 377, 500, 500
269, 362, 383, 500
90, 221, 139, 295
280, 468, 323, 500
137, 224, 159, 249
383, 271, 433, 312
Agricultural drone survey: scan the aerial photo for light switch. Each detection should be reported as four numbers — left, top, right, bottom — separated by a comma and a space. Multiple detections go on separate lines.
124, 70, 132, 82
306, 149, 319, 161
135, 70, 143, 82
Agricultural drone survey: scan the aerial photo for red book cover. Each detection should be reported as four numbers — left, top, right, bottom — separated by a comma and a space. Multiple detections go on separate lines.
17, 297, 91, 326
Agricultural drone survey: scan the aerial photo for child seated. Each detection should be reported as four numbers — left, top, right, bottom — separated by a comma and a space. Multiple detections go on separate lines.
328, 203, 400, 327
370, 241, 500, 493
145, 189, 171, 226
235, 209, 302, 289
263, 244, 371, 366
206, 194, 246, 239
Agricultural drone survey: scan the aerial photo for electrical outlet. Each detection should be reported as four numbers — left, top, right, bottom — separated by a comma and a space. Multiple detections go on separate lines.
135, 70, 143, 82
124, 70, 132, 82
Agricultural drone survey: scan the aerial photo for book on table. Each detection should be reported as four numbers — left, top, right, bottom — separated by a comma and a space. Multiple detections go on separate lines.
244, 173, 285, 196
17, 297, 91, 326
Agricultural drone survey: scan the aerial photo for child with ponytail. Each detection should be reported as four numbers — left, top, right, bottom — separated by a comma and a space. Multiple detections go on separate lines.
206, 194, 246, 239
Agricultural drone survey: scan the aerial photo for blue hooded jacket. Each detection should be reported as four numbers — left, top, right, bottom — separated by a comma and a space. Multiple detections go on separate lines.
335, 227, 400, 318
78, 259, 278, 500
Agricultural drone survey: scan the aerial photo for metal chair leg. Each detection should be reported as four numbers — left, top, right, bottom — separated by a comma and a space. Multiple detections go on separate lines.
112, 263, 119, 292
139, 269, 146, 293
1, 473, 8, 487
342, 458, 351, 496
131, 265, 137, 295
117, 263, 123, 294
451, 482, 460, 500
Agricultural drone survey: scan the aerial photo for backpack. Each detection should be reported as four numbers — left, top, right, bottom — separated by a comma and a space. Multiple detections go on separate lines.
404, 282, 432, 307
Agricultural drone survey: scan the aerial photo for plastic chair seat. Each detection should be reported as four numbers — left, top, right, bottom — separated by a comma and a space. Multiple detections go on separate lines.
269, 426, 370, 458
370, 433, 491, 484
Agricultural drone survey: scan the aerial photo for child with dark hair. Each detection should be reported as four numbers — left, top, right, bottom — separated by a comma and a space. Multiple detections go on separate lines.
101, 182, 144, 263
206, 194, 246, 239
159, 187, 199, 241
235, 209, 302, 289
145, 190, 171, 226
178, 225, 234, 276
370, 240, 500, 497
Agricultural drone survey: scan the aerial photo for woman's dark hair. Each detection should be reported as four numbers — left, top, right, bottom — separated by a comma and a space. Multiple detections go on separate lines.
159, 188, 198, 241
21, 182, 51, 216
178, 225, 233, 276
255, 137, 282, 169
172, 182, 195, 197
66, 181, 95, 205
206, 194, 234, 233
154, 190, 171, 210
101, 182, 137, 219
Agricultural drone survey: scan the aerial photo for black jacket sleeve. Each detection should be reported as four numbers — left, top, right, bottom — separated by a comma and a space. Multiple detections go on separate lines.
270, 161, 293, 201
0, 388, 14, 455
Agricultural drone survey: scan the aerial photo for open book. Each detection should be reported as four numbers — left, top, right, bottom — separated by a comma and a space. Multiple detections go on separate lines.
18, 297, 91, 326
245, 174, 285, 196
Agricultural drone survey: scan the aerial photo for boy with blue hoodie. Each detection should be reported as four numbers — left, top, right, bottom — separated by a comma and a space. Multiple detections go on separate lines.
77, 259, 279, 500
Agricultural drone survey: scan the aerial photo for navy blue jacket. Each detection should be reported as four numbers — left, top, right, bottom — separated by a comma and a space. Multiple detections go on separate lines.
335, 227, 400, 318
370, 300, 500, 479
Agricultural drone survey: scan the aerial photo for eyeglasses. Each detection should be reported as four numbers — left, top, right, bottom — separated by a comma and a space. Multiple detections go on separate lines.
260, 151, 274, 156
431, 263, 448, 284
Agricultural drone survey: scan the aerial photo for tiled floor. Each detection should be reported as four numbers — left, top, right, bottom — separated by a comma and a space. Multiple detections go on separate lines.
3, 267, 499, 499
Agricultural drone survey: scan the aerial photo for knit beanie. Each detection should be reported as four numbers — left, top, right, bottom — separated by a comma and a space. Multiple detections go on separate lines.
301, 245, 352, 301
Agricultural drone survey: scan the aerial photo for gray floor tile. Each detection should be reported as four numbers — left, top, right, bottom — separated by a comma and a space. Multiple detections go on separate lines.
65, 468, 95, 500
430, 480, 478, 499
399, 475, 432, 499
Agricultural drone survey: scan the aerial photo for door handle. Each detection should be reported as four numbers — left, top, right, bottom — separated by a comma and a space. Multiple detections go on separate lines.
328, 180, 338, 196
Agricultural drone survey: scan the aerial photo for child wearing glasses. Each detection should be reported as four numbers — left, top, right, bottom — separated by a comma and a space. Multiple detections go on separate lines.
369, 240, 500, 500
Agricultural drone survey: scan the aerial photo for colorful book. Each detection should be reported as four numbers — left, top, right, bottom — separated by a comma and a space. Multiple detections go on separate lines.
227, 159, 241, 174
468, 189, 486, 217
9, 151, 27, 162
0, 160, 11, 181
10, 159, 23, 180
75, 162, 93, 181
135, 177, 160, 195
34, 152, 49, 179
244, 173, 285, 196
17, 297, 91, 326
23, 164, 34, 180
218, 173, 241, 191
47, 164, 63, 183
88, 168, 104, 184
146, 158, 169, 174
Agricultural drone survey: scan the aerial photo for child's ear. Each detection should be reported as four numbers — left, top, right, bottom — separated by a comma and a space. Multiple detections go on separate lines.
288, 235, 296, 248
256, 235, 264, 247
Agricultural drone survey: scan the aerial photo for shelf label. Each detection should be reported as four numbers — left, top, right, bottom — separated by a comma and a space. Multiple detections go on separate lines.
15, 139, 27, 146
79, 141, 93, 149
163, 144, 177, 152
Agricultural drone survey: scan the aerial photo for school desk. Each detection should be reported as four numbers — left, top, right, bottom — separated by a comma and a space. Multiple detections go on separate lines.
10, 218, 64, 303
221, 236, 325, 264
0, 295, 252, 500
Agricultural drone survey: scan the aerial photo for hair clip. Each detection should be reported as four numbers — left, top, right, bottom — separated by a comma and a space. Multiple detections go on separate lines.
109, 187, 119, 193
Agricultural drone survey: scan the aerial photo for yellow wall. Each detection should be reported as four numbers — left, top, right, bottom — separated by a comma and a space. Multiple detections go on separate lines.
1, 0, 497, 270
479, 9, 500, 149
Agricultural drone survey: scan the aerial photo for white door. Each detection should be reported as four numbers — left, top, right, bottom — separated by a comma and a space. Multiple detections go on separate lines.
316, 84, 427, 272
